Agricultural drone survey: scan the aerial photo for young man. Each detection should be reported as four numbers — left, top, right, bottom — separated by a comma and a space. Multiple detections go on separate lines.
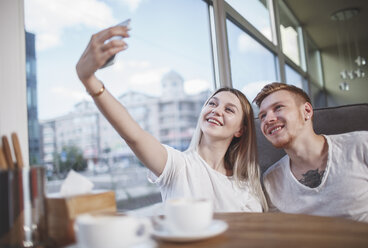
253, 82, 368, 222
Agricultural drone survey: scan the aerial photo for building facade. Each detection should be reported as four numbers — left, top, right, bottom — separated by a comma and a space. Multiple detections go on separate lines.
25, 31, 41, 165
40, 71, 210, 174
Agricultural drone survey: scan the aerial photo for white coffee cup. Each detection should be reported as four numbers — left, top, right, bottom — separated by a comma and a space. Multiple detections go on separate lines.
75, 214, 151, 248
162, 198, 213, 234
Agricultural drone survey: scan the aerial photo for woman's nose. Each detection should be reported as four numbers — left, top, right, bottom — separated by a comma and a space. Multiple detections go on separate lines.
211, 107, 221, 115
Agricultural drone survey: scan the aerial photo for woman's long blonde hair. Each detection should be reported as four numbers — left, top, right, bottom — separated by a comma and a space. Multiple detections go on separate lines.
188, 87, 268, 211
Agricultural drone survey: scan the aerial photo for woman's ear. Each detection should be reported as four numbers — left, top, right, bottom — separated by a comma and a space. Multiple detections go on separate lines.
234, 126, 245, 138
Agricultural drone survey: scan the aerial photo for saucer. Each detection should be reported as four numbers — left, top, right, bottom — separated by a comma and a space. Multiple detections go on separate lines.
151, 220, 228, 242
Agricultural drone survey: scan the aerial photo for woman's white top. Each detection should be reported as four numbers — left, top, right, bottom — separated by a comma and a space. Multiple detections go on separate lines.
148, 145, 262, 212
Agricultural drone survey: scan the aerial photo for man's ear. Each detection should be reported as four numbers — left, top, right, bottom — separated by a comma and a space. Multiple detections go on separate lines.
234, 126, 245, 138
303, 102, 313, 120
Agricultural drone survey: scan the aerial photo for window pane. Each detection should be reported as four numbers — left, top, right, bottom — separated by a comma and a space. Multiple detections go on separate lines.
226, 0, 273, 42
306, 36, 323, 86
285, 64, 302, 88
226, 20, 278, 106
310, 82, 326, 108
25, 0, 214, 210
278, 0, 302, 66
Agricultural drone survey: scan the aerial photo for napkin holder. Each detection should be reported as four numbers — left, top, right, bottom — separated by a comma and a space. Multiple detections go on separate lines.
46, 190, 117, 247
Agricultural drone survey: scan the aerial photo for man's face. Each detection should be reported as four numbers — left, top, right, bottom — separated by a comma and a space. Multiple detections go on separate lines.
258, 90, 307, 148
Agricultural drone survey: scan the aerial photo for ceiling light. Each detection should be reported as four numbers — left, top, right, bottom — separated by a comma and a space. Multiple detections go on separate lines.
331, 8, 366, 90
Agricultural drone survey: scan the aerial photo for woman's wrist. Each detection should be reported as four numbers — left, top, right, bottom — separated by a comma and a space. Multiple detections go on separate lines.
87, 83, 105, 97
83, 76, 105, 97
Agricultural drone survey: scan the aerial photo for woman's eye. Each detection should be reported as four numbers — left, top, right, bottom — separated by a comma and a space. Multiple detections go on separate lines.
208, 101, 216, 106
225, 108, 234, 113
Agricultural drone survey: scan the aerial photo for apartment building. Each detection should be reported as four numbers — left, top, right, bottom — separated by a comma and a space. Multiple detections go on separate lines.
40, 71, 210, 173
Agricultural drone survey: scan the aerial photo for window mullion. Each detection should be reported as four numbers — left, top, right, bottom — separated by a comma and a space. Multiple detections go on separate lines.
272, 0, 286, 83
212, 0, 232, 88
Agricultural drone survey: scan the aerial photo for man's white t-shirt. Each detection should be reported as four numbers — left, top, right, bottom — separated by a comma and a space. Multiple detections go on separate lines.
263, 131, 368, 222
148, 145, 262, 212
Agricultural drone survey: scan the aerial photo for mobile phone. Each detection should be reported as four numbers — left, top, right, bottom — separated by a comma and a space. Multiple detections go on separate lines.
100, 19, 131, 69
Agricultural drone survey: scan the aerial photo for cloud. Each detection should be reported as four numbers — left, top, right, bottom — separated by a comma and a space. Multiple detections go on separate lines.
96, 58, 169, 96
24, 0, 117, 51
280, 25, 300, 64
121, 0, 144, 12
113, 60, 151, 71
241, 80, 271, 103
37, 32, 62, 50
260, 26, 272, 41
184, 79, 210, 95
237, 33, 264, 53
51, 87, 90, 101
127, 67, 170, 95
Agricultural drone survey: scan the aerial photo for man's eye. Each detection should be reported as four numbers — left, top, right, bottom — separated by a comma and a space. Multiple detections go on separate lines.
275, 105, 282, 111
208, 101, 215, 106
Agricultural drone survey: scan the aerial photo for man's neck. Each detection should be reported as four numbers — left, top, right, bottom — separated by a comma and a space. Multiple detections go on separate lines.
285, 132, 328, 187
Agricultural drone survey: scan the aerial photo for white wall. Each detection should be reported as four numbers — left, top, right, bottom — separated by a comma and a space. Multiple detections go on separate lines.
0, 0, 29, 165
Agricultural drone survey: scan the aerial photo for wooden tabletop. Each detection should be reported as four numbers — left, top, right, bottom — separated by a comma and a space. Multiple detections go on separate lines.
155, 212, 368, 248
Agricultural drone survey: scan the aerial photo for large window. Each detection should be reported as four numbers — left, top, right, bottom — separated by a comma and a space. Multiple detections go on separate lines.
226, 20, 278, 104
20, 0, 332, 211
226, 0, 274, 42
278, 0, 304, 67
25, 0, 214, 210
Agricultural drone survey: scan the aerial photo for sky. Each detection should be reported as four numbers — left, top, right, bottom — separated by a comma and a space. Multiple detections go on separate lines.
24, 0, 216, 120
24, 0, 292, 120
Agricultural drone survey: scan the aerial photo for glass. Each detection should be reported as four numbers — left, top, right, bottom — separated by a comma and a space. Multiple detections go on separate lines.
309, 82, 326, 108
306, 36, 323, 86
24, 0, 214, 210
285, 64, 303, 88
25, 31, 41, 165
226, 19, 278, 107
278, 0, 303, 66
226, 0, 273, 41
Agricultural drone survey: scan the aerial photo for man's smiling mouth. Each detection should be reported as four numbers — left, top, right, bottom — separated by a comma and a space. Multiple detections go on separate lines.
267, 125, 284, 135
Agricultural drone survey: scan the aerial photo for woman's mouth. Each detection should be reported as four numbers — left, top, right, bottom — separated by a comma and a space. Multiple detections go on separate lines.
207, 118, 223, 126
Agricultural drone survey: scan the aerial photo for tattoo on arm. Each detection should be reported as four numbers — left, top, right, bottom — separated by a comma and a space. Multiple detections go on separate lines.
298, 169, 325, 188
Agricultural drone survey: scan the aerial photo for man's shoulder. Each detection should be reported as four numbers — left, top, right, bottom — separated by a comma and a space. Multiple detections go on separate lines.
327, 131, 368, 145
263, 155, 289, 181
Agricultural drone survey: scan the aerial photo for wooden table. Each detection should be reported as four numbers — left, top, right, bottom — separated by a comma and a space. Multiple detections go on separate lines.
155, 212, 368, 248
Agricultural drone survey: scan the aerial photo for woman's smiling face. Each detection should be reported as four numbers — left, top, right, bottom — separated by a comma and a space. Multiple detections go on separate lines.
200, 91, 244, 142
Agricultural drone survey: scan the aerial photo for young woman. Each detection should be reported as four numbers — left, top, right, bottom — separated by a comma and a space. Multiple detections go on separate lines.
76, 24, 267, 212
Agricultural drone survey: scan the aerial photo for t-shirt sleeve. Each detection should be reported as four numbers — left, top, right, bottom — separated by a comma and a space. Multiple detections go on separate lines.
262, 156, 289, 213
262, 173, 280, 212
264, 188, 280, 212
147, 144, 185, 187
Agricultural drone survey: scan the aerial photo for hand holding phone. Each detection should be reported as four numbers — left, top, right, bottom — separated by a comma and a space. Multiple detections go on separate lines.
100, 19, 131, 69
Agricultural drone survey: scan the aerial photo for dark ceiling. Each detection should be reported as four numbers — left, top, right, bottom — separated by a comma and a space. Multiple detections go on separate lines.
283, 0, 368, 49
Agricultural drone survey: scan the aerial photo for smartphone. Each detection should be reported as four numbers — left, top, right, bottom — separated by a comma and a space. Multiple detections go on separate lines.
100, 19, 131, 69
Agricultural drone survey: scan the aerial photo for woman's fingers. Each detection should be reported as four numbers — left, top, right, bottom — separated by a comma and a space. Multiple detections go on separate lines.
96, 25, 130, 44
100, 42, 128, 64
100, 39, 127, 52
76, 25, 130, 82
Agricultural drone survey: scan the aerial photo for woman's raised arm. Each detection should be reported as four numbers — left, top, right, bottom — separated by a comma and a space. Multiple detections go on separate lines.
76, 25, 167, 176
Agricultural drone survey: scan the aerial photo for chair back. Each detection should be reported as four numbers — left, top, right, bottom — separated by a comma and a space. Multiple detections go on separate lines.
255, 103, 368, 174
